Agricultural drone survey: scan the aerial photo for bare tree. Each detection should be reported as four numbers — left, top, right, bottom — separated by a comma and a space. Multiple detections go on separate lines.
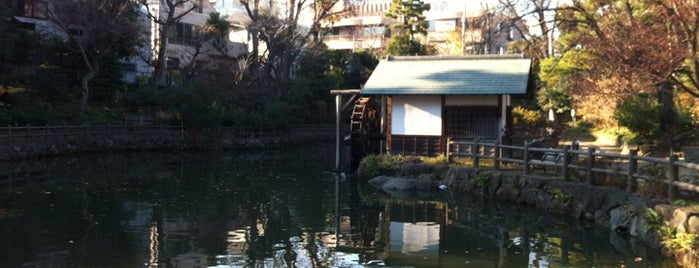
142, 0, 199, 87
238, 0, 343, 93
45, 0, 142, 115
499, 0, 558, 59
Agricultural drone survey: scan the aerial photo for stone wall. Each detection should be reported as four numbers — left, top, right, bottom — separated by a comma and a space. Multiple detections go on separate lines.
0, 129, 333, 160
366, 164, 699, 268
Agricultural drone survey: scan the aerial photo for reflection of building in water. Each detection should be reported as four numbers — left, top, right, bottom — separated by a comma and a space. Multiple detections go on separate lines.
389, 222, 440, 265
381, 200, 448, 267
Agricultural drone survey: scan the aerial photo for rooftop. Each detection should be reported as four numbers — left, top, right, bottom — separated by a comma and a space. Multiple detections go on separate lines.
361, 55, 531, 95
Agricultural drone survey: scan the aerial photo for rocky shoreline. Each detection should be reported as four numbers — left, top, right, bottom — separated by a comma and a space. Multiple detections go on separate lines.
362, 163, 699, 268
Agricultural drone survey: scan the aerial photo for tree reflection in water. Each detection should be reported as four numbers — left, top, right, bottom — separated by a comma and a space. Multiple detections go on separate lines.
0, 146, 679, 267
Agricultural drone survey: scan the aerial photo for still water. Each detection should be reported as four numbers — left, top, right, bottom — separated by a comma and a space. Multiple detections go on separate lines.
0, 144, 678, 268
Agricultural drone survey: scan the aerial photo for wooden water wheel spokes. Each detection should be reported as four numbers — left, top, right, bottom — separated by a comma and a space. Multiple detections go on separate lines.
350, 97, 381, 156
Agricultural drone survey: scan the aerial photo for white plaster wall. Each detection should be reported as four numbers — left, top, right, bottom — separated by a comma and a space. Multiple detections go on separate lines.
444, 95, 498, 106
391, 96, 442, 136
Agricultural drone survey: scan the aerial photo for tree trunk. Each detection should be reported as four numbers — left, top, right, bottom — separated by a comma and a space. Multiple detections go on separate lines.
658, 80, 675, 134
154, 23, 170, 87
80, 70, 96, 116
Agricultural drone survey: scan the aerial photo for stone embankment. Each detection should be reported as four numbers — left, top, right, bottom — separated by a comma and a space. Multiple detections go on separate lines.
0, 129, 332, 161
363, 163, 699, 268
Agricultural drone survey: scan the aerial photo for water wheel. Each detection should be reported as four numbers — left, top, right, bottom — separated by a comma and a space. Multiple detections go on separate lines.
349, 97, 381, 157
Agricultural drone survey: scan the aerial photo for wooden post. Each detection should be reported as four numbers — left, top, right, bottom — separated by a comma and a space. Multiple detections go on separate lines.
335, 94, 341, 171
473, 140, 480, 168
446, 137, 451, 163
494, 141, 501, 170
523, 142, 530, 175
586, 147, 596, 185
562, 146, 570, 181
668, 154, 679, 203
45, 124, 49, 143
627, 150, 638, 192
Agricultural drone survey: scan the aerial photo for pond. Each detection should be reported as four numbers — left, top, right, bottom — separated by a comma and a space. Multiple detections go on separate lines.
0, 144, 678, 267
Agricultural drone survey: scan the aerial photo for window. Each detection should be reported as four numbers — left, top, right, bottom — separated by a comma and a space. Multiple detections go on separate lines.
17, 0, 47, 19
196, 0, 204, 13
166, 57, 179, 70
120, 63, 136, 72
169, 23, 199, 46
363, 26, 385, 37
68, 28, 84, 37
19, 21, 36, 31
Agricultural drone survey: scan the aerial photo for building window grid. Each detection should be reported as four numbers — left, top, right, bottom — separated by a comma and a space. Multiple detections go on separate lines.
17, 0, 47, 19
169, 23, 199, 46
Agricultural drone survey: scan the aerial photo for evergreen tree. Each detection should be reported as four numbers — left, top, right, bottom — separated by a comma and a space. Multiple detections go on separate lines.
385, 0, 430, 41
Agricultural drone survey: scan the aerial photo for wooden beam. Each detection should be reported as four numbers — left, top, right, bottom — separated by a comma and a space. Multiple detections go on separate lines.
330, 89, 361, 95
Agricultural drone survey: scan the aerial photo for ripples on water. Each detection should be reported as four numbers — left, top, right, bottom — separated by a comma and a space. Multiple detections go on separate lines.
0, 145, 678, 267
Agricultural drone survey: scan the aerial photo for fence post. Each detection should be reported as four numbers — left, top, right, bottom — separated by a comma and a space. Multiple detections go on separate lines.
586, 147, 596, 185
472, 139, 480, 168
494, 141, 501, 170
668, 154, 679, 203
446, 137, 451, 163
523, 142, 530, 175
627, 150, 638, 193
562, 146, 570, 181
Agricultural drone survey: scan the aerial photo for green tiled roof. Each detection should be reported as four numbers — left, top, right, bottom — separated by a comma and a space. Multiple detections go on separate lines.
361, 55, 531, 95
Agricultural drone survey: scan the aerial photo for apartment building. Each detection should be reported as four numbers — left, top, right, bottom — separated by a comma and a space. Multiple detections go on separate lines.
12, 0, 248, 84
322, 0, 516, 55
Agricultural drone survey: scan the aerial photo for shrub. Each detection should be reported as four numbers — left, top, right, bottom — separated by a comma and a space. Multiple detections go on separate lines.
512, 105, 543, 130
358, 154, 403, 178
420, 154, 448, 165
614, 94, 659, 144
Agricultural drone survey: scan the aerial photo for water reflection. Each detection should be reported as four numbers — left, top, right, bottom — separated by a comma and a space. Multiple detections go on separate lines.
0, 146, 678, 267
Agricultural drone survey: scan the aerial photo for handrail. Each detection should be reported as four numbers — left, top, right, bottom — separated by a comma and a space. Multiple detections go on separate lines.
446, 138, 699, 203
0, 124, 335, 138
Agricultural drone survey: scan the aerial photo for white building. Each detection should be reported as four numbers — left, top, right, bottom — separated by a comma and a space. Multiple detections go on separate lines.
13, 0, 249, 84
321, 0, 517, 55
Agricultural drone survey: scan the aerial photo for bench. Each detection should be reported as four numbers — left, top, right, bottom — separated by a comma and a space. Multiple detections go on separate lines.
529, 152, 564, 175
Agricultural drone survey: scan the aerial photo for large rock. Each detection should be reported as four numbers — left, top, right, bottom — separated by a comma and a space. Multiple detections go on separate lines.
688, 215, 699, 234
368, 176, 392, 189
415, 174, 437, 190
382, 177, 416, 191
443, 167, 475, 187
397, 163, 434, 178
610, 206, 633, 232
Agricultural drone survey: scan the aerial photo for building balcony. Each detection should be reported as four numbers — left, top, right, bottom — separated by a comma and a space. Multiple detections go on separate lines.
322, 35, 387, 50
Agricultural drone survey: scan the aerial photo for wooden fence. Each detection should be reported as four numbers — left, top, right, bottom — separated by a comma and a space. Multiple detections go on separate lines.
0, 124, 335, 155
447, 138, 699, 202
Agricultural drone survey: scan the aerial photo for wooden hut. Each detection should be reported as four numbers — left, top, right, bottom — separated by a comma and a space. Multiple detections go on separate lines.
360, 55, 532, 156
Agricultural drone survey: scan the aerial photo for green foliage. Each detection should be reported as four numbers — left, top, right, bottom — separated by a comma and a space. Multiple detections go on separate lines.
644, 208, 663, 232
358, 154, 404, 178
468, 173, 490, 188
673, 199, 688, 206
205, 12, 231, 56
512, 105, 544, 130
385, 0, 431, 39
90, 57, 128, 104
614, 94, 660, 144
537, 57, 575, 114
545, 186, 572, 204
662, 231, 698, 253
386, 32, 431, 56
420, 154, 448, 165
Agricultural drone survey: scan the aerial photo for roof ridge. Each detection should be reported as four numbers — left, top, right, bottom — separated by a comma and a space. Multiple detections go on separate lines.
386, 54, 527, 61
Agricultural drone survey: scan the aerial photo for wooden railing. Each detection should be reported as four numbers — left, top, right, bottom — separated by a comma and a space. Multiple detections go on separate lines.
0, 124, 336, 148
447, 138, 699, 202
